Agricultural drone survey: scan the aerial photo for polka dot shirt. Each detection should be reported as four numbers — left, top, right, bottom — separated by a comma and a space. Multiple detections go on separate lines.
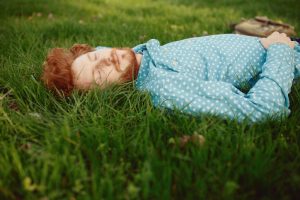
132, 34, 300, 122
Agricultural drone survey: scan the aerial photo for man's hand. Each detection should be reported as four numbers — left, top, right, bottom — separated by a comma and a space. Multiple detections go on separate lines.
260, 31, 295, 49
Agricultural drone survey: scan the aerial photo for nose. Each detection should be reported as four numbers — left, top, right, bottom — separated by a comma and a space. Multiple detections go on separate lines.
116, 50, 126, 60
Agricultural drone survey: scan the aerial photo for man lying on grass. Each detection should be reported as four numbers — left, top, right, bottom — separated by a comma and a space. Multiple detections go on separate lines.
41, 31, 300, 122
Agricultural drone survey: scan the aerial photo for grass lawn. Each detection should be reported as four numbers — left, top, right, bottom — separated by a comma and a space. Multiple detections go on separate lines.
1, 0, 300, 199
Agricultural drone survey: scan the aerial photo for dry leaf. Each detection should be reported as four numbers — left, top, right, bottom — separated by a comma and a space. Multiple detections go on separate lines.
48, 13, 54, 20
179, 133, 205, 148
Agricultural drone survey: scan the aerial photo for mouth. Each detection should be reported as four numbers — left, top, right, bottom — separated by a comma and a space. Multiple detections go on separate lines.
112, 49, 120, 70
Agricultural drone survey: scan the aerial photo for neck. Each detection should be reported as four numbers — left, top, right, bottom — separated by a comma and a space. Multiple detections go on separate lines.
135, 53, 142, 68
132, 53, 142, 80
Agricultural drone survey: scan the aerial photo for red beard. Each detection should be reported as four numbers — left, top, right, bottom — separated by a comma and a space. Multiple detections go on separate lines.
111, 48, 140, 82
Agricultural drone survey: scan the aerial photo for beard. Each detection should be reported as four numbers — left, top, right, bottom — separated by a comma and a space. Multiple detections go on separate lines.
112, 48, 140, 82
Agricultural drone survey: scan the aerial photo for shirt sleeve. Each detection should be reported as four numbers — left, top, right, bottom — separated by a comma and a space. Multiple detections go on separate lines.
148, 43, 295, 122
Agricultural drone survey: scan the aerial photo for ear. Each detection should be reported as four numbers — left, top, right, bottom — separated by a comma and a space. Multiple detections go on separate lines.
70, 44, 94, 58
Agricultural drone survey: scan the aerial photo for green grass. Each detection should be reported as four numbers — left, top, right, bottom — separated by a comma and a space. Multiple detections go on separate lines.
1, 0, 300, 199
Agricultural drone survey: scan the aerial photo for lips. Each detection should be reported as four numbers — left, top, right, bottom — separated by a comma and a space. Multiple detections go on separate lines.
112, 49, 120, 70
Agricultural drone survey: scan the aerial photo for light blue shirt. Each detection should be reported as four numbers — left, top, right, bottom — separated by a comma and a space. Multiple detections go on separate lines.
132, 34, 300, 122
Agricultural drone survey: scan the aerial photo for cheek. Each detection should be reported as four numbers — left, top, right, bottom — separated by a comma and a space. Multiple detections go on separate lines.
102, 67, 122, 82
120, 60, 131, 71
110, 71, 122, 81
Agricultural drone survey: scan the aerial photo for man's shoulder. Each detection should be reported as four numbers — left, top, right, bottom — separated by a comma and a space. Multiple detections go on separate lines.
162, 34, 257, 46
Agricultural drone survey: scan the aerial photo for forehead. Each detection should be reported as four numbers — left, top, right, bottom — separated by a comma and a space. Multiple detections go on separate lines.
75, 48, 112, 64
72, 48, 112, 72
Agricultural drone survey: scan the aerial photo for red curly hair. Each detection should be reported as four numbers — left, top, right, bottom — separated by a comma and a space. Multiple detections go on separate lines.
41, 44, 95, 96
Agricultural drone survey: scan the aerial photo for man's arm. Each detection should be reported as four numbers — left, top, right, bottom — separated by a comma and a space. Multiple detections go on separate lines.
148, 32, 296, 122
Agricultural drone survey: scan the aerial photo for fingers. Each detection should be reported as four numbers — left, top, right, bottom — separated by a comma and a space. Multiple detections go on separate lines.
289, 41, 296, 49
277, 32, 295, 48
260, 31, 295, 49
269, 31, 288, 39
269, 31, 280, 37
281, 32, 287, 37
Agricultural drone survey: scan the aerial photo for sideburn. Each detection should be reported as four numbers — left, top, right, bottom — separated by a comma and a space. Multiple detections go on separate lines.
119, 49, 139, 82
